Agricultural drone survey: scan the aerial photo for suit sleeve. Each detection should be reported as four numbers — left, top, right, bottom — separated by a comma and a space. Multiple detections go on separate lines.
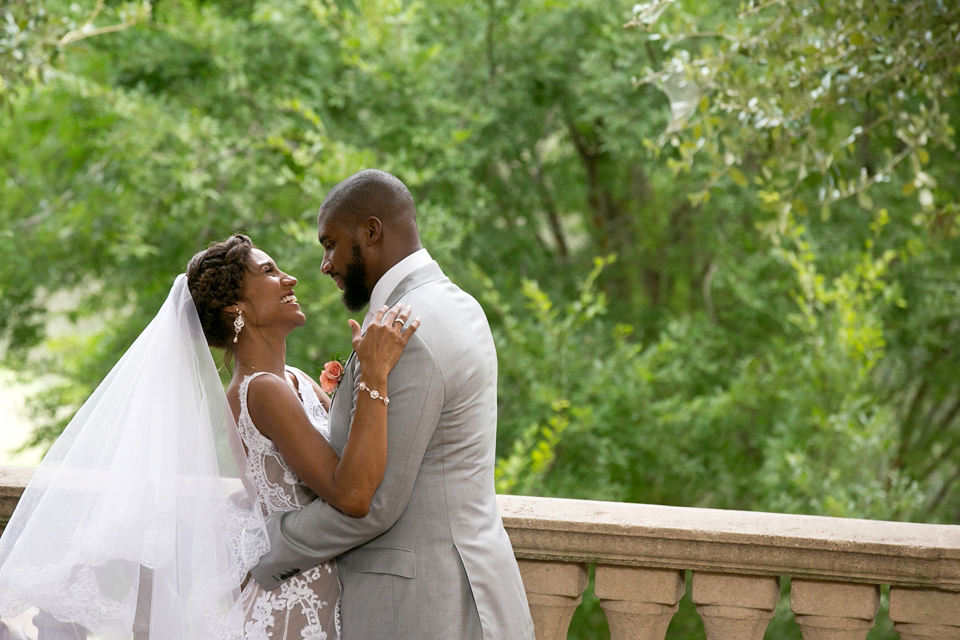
250, 333, 443, 589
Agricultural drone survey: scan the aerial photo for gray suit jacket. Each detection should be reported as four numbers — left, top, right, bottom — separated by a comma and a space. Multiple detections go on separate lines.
251, 262, 534, 640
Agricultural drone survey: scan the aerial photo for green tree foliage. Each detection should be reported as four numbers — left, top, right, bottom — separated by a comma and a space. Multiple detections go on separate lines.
2, 0, 959, 636
624, 0, 960, 521
1, 0, 150, 104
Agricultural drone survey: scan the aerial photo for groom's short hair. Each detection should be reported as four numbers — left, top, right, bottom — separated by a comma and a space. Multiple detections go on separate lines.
319, 169, 417, 231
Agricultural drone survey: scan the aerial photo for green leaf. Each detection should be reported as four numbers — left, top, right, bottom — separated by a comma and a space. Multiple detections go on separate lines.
729, 167, 749, 187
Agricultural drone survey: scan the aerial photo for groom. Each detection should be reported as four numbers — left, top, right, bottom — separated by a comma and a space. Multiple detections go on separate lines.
251, 169, 535, 639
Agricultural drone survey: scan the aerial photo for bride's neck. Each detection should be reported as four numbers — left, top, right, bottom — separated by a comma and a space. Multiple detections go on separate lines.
233, 338, 287, 377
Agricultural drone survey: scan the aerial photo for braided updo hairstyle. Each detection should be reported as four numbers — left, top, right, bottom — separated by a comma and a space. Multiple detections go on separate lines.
186, 233, 254, 349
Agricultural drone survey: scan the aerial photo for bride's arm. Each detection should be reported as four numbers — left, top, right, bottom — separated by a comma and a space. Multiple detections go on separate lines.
249, 304, 419, 517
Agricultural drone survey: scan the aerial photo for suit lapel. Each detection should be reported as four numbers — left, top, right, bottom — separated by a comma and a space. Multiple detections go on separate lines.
329, 262, 445, 454
384, 261, 445, 308
329, 351, 357, 454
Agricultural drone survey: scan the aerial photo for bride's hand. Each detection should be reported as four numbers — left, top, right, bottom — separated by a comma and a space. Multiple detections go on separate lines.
350, 303, 420, 381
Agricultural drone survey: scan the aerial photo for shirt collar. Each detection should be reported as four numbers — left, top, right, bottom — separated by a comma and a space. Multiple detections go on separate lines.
362, 248, 432, 330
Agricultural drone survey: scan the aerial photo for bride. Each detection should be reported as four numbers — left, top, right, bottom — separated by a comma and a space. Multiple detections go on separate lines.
0, 233, 418, 639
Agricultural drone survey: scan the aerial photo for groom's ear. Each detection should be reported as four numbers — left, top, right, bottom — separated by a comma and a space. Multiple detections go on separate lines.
362, 216, 382, 246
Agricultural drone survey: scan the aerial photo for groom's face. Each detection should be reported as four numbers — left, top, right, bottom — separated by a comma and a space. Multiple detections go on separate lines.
340, 243, 371, 312
319, 214, 373, 312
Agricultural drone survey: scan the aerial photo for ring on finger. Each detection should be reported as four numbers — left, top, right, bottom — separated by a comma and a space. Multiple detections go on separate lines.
393, 318, 405, 325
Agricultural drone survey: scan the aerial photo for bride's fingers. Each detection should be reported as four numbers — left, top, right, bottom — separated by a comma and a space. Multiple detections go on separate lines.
382, 304, 411, 329
399, 316, 421, 343
392, 305, 413, 328
378, 302, 403, 326
348, 318, 362, 342
371, 304, 390, 325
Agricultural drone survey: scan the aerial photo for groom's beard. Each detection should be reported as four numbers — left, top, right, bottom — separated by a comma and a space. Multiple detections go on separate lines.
342, 244, 372, 313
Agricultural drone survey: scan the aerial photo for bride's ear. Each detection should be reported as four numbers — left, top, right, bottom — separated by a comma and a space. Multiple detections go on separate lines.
228, 300, 251, 318
222, 304, 247, 345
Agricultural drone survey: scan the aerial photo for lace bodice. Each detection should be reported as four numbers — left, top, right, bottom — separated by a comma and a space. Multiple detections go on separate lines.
237, 367, 330, 515
236, 367, 341, 639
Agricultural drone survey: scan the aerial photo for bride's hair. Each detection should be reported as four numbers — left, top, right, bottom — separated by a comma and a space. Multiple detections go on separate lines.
186, 233, 254, 349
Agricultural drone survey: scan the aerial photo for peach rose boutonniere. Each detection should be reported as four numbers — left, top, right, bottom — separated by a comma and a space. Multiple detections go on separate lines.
319, 356, 345, 395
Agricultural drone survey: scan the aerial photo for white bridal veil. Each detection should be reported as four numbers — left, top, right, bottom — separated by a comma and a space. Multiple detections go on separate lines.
0, 275, 268, 639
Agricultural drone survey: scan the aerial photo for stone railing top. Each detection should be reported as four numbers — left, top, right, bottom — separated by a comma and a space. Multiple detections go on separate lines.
0, 466, 32, 497
498, 494, 960, 590
0, 466, 35, 519
0, 466, 34, 532
3, 467, 960, 591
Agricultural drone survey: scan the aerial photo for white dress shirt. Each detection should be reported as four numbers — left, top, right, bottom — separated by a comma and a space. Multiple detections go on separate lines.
361, 248, 432, 331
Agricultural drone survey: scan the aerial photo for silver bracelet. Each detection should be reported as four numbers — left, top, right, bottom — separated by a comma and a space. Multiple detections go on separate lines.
357, 381, 389, 406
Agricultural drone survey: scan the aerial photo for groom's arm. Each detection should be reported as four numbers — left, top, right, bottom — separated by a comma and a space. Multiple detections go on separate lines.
250, 333, 443, 590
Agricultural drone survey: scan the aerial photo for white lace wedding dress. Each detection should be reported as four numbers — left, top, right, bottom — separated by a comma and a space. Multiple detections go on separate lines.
237, 368, 341, 640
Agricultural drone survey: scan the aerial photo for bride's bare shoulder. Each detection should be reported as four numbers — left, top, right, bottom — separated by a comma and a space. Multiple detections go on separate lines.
225, 372, 289, 422
245, 374, 310, 430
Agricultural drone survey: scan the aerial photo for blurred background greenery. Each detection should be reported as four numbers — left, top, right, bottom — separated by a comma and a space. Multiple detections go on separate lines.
1, 0, 959, 636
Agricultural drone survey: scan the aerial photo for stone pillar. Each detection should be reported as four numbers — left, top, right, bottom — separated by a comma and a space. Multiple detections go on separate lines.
595, 565, 684, 640
0, 622, 27, 640
517, 559, 589, 640
0, 622, 28, 640
133, 566, 152, 640
692, 572, 779, 640
31, 611, 86, 640
889, 587, 960, 639
790, 580, 879, 640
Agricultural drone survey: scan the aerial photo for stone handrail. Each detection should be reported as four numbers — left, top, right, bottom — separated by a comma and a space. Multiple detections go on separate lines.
0, 467, 29, 531
2, 465, 960, 638
498, 494, 960, 639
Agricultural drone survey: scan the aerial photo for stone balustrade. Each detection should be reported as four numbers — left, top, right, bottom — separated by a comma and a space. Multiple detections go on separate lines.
2, 466, 959, 638
499, 494, 960, 639
0, 467, 28, 533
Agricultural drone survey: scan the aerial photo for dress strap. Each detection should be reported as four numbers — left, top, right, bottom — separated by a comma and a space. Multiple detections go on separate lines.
241, 371, 273, 387
285, 367, 313, 398
239, 371, 273, 412
285, 367, 331, 440
237, 372, 275, 451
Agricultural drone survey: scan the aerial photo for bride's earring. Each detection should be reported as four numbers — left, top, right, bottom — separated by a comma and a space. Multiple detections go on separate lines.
233, 309, 244, 343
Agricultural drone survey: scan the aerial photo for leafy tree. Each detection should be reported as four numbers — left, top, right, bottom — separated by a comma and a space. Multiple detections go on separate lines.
1, 0, 151, 104
624, 0, 960, 520
2, 1, 960, 636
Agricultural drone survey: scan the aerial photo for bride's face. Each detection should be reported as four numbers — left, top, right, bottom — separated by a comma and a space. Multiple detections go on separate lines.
238, 248, 306, 332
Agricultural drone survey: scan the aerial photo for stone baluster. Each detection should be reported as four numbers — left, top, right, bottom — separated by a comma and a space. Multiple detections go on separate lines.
0, 622, 28, 640
595, 565, 684, 640
692, 572, 779, 640
31, 611, 86, 639
889, 587, 960, 639
133, 567, 152, 640
790, 580, 879, 640
517, 559, 589, 640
